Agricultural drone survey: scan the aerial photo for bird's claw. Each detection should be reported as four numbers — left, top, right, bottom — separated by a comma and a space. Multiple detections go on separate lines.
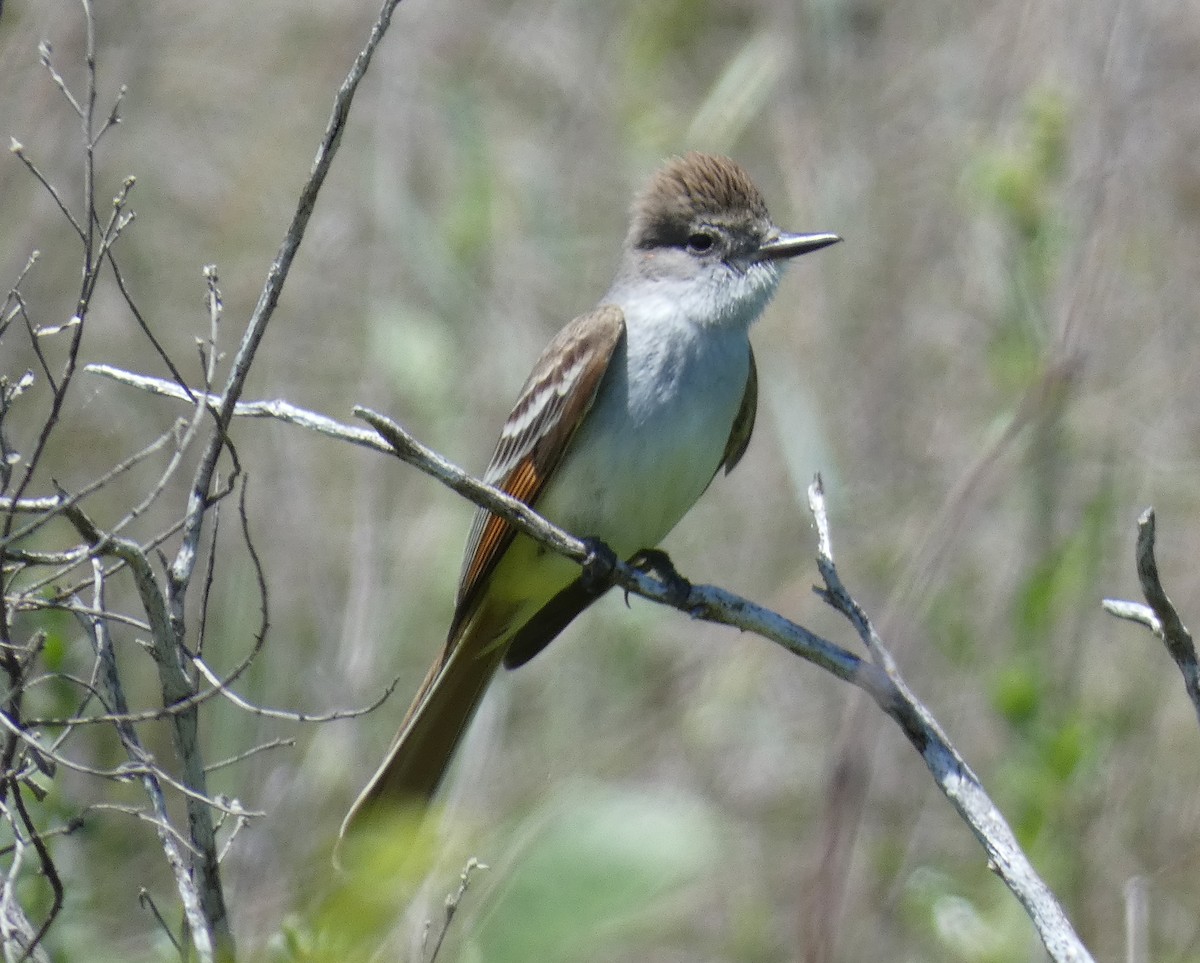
627, 548, 692, 607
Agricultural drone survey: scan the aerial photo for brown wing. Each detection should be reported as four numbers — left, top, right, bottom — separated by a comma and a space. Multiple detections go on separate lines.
722, 344, 757, 473
449, 304, 626, 636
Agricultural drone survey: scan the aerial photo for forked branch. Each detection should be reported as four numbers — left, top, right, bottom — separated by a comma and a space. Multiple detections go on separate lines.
1102, 508, 1200, 727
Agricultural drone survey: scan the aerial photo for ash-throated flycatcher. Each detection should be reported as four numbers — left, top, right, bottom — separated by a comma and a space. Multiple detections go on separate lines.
342, 152, 839, 837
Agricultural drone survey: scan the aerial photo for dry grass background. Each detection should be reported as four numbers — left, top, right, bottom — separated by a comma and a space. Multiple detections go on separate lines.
3, 0, 1200, 959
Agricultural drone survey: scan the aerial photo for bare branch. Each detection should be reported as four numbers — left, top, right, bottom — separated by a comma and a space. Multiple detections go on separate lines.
18, 513, 187, 603
169, 0, 407, 600
0, 422, 181, 551
3, 1, 410, 954
92, 84, 125, 147
45, 361, 1096, 958
0, 820, 51, 963
7, 142, 84, 242
1102, 508, 1200, 728
353, 410, 1095, 963
1, 252, 41, 345
204, 738, 294, 775
102, 249, 194, 397
191, 658, 400, 723
806, 479, 1092, 963
138, 889, 183, 958
426, 857, 489, 963
80, 560, 211, 959
57, 506, 222, 960
85, 364, 391, 453
144, 5, 408, 944
36, 42, 84, 120
19, 598, 149, 633
20, 297, 58, 393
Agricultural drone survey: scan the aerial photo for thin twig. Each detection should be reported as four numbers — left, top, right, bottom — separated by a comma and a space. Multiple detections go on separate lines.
19, 512, 188, 603
196, 477, 222, 660
426, 857, 489, 963
0, 811, 52, 963
102, 247, 194, 398
3, 790, 57, 963
1, 253, 41, 354
204, 739, 294, 774
19, 292, 57, 392
87, 803, 201, 859
36, 41, 84, 119
7, 143, 84, 242
85, 364, 391, 454
91, 84, 125, 147
0, 709, 254, 820
0, 423, 181, 551
17, 598, 149, 632
57, 503, 219, 957
191, 659, 400, 723
138, 889, 183, 958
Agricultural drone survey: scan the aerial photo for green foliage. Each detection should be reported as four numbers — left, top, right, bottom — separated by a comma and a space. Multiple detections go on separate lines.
441, 88, 497, 273
269, 811, 436, 962
901, 866, 1040, 963
1012, 488, 1112, 650
927, 570, 985, 667
971, 85, 1071, 396
269, 789, 723, 962
975, 88, 1068, 243
991, 661, 1041, 728
369, 303, 459, 419
464, 787, 722, 962
36, 604, 70, 674
986, 490, 1117, 892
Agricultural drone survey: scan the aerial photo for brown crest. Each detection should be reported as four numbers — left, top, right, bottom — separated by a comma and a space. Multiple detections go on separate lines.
627, 152, 771, 250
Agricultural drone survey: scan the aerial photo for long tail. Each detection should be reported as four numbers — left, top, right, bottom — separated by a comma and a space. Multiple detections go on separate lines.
339, 620, 505, 841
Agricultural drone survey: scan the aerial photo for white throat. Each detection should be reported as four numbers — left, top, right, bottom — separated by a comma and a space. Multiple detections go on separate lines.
607, 258, 784, 334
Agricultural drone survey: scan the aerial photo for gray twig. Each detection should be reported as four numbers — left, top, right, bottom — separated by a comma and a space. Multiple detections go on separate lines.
426, 857, 489, 963
80, 561, 211, 960
0, 823, 50, 963
807, 478, 1092, 963
1102, 508, 1200, 728
85, 364, 390, 453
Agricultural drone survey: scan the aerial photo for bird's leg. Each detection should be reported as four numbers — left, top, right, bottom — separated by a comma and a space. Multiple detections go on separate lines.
628, 548, 693, 607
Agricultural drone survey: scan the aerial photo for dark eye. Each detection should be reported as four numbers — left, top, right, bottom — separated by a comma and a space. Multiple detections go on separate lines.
686, 231, 716, 254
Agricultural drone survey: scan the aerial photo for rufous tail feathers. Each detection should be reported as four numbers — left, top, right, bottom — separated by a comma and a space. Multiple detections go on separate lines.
339, 620, 505, 840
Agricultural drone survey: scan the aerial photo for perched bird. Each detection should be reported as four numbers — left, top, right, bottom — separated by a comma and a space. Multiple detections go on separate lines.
342, 152, 839, 837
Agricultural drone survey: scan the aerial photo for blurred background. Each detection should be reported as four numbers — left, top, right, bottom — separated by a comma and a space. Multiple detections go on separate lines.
3, 0, 1199, 959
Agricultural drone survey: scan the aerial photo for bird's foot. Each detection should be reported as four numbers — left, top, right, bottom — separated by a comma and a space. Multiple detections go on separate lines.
628, 548, 692, 607
580, 536, 619, 591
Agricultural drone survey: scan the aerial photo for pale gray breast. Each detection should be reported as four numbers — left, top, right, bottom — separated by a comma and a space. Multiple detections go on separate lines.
536, 313, 749, 555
